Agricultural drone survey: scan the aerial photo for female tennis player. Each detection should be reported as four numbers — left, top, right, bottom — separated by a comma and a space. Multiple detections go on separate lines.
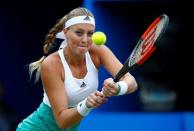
16, 7, 137, 131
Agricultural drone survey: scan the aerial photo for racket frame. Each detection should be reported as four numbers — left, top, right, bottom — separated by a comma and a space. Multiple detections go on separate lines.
113, 14, 169, 82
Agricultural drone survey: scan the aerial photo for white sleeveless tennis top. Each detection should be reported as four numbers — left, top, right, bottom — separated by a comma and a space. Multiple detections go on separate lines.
43, 49, 98, 108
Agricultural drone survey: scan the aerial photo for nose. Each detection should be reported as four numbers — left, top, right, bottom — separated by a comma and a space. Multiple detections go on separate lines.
82, 34, 88, 43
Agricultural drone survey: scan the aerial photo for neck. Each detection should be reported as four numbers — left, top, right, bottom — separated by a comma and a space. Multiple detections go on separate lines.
63, 47, 85, 66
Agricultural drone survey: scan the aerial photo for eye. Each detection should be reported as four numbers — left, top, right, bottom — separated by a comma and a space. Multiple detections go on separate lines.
88, 32, 94, 37
75, 31, 83, 36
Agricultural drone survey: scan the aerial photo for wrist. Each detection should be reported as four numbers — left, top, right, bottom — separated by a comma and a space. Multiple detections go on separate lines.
77, 98, 92, 116
115, 81, 128, 96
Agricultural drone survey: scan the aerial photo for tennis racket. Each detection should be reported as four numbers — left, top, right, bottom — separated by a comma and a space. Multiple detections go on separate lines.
114, 14, 169, 82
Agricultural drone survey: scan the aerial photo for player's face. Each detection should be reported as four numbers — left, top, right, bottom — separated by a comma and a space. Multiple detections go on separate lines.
65, 23, 94, 55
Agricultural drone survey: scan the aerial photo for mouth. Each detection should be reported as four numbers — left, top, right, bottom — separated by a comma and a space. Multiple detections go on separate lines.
77, 45, 88, 51
78, 45, 88, 48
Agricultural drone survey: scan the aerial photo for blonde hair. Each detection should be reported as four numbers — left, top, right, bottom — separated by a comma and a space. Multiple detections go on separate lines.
29, 7, 94, 83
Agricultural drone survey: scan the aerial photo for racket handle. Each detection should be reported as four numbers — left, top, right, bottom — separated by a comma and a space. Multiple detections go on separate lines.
114, 64, 129, 82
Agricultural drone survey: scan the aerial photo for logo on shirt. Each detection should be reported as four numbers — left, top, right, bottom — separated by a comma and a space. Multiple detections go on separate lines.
80, 82, 86, 88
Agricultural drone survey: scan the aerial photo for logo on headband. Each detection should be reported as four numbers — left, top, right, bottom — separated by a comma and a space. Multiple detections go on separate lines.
83, 16, 91, 21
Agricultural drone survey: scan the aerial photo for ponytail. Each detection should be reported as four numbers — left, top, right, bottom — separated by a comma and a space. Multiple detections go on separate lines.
28, 15, 67, 83
28, 56, 45, 83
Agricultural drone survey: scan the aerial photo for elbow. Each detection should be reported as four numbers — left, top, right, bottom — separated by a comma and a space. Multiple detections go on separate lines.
58, 124, 68, 129
58, 122, 63, 129
128, 76, 138, 93
56, 111, 81, 129
133, 79, 138, 92
58, 119, 81, 129
56, 118, 68, 129
55, 113, 72, 129
57, 118, 74, 129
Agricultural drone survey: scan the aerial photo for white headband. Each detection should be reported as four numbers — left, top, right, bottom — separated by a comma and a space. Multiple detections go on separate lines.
65, 16, 95, 28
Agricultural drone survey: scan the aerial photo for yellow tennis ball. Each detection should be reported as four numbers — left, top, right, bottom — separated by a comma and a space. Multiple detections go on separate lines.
92, 31, 107, 45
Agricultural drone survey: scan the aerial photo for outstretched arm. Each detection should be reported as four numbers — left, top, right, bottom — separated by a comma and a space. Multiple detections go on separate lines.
95, 45, 138, 97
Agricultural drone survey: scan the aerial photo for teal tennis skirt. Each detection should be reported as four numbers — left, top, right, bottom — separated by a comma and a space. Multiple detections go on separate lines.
16, 102, 80, 131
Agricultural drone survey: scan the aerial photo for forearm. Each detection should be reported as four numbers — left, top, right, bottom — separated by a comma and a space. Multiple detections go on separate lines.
121, 73, 138, 94
56, 107, 83, 128
56, 98, 93, 128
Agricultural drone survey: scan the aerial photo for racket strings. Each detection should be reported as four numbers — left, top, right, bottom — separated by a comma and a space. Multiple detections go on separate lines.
141, 26, 157, 55
129, 20, 163, 66
130, 25, 157, 65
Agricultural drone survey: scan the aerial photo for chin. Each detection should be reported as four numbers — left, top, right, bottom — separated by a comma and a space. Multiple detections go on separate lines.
77, 47, 88, 54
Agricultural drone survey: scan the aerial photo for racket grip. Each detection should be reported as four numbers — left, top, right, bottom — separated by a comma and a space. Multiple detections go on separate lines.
114, 64, 129, 82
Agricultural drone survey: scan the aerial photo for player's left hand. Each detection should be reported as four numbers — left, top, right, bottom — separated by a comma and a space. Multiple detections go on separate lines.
102, 78, 118, 97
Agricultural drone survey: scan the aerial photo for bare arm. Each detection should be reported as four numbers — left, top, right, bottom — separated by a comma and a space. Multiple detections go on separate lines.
40, 54, 107, 128
40, 55, 82, 128
95, 45, 138, 96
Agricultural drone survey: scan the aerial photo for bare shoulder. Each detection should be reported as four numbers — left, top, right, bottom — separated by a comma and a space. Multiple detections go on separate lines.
90, 44, 122, 77
90, 45, 116, 61
90, 44, 110, 54
89, 45, 112, 59
41, 52, 63, 76
42, 53, 61, 68
89, 45, 111, 68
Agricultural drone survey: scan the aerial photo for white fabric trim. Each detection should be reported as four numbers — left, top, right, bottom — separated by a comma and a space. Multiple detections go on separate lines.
59, 41, 67, 49
56, 31, 67, 49
65, 16, 95, 28
56, 31, 66, 39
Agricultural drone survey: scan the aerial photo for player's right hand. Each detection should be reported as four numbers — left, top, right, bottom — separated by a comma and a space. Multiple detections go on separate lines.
86, 91, 107, 108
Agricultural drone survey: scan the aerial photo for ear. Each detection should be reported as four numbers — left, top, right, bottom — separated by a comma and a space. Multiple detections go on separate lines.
63, 28, 68, 35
